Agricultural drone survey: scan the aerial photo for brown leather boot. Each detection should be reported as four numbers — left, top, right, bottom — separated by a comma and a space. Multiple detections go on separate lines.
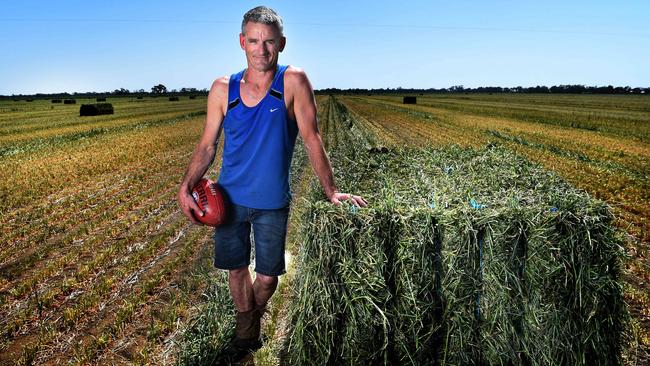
233, 304, 266, 351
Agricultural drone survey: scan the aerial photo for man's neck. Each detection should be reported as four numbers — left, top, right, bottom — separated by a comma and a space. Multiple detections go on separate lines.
243, 65, 277, 89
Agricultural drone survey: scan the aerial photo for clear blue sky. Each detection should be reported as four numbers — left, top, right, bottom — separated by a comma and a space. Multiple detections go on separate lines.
1, 0, 649, 95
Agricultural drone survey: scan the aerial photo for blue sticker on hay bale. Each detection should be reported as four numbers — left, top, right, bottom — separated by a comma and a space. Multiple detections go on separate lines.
470, 199, 486, 209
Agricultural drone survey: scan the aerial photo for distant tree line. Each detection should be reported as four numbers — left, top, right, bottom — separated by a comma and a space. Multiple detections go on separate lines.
1, 84, 209, 100
4, 84, 649, 99
316, 84, 650, 95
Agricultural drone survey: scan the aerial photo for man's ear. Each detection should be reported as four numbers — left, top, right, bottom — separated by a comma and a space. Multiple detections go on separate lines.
279, 36, 286, 52
239, 33, 245, 50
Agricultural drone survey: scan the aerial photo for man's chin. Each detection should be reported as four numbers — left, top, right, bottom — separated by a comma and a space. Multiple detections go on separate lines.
250, 60, 276, 72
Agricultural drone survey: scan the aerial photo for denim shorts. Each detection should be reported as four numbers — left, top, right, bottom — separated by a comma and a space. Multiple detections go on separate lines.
213, 203, 289, 276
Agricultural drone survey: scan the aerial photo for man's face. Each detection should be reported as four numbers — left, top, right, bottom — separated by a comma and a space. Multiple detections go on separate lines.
240, 22, 286, 73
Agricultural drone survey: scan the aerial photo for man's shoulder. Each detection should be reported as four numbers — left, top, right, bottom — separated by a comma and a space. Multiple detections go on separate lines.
209, 76, 230, 101
284, 65, 307, 80
211, 76, 230, 92
283, 65, 311, 91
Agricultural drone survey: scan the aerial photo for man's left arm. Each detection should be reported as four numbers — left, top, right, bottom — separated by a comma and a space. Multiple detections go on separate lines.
287, 67, 367, 207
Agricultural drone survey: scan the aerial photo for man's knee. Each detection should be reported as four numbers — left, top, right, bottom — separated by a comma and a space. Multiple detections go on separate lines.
255, 273, 277, 288
229, 266, 250, 280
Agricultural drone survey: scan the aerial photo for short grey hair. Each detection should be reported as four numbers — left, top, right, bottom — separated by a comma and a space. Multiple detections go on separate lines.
241, 6, 284, 35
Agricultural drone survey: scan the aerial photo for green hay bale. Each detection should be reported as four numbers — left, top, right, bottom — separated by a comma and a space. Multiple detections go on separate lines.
414, 146, 626, 365
189, 95, 197, 99
64, 99, 76, 104
478, 208, 530, 364
79, 103, 114, 116
169, 96, 180, 101
339, 207, 392, 364
392, 208, 443, 365
437, 207, 485, 364
96, 97, 106, 102
522, 193, 627, 365
286, 202, 350, 364
137, 96, 144, 99
286, 202, 391, 365
51, 99, 62, 103
286, 143, 626, 365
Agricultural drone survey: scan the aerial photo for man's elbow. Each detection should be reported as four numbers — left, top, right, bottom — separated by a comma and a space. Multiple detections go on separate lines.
196, 141, 216, 158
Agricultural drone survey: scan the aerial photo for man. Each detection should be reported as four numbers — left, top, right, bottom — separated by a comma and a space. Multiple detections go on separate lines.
177, 6, 367, 351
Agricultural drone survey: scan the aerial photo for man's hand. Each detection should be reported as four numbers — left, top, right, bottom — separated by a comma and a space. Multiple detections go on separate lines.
329, 192, 368, 207
178, 188, 205, 225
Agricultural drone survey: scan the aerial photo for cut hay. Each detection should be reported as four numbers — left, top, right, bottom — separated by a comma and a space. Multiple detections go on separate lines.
403, 96, 417, 104
51, 99, 62, 103
286, 145, 627, 365
64, 99, 76, 104
286, 202, 391, 364
79, 103, 114, 116
169, 97, 179, 101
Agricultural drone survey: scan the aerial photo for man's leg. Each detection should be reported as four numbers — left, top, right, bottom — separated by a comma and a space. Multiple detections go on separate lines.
213, 204, 262, 350
253, 273, 278, 307
229, 266, 255, 312
227, 268, 276, 350
229, 266, 264, 350
237, 205, 288, 349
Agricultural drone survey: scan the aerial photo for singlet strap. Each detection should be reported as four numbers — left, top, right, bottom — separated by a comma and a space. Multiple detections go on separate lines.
227, 70, 245, 111
271, 65, 289, 98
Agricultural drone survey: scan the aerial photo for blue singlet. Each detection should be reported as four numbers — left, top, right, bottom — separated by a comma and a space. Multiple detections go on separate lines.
218, 65, 299, 209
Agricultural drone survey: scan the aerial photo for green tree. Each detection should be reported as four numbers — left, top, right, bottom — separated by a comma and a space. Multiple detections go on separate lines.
151, 84, 167, 94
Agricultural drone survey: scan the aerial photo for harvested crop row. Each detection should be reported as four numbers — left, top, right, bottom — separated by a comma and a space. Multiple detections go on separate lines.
0, 114, 204, 213
25, 221, 203, 365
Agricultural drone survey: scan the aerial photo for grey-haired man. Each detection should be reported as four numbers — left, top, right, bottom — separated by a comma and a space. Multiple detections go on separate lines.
177, 6, 367, 351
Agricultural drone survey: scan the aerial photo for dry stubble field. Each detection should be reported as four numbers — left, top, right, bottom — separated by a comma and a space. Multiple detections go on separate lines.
0, 93, 647, 364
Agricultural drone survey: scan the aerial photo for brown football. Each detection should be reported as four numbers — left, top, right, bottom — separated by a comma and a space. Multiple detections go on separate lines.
191, 178, 227, 226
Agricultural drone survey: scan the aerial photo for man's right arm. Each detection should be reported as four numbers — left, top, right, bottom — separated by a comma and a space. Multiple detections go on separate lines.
177, 76, 229, 224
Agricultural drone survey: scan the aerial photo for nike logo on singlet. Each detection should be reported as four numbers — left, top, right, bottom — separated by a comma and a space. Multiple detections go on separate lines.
270, 108, 279, 113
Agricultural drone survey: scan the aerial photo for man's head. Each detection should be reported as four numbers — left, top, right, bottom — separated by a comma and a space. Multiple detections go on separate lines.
240, 6, 286, 73
241, 6, 283, 36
